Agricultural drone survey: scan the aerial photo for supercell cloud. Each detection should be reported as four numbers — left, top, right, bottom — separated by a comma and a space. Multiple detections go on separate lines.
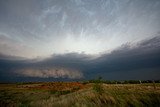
16, 68, 83, 79
0, 0, 160, 82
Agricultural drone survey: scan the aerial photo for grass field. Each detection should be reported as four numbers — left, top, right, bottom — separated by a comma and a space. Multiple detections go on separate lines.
0, 82, 160, 107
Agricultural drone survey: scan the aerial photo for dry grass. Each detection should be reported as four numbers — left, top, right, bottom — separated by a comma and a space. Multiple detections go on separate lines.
0, 82, 160, 107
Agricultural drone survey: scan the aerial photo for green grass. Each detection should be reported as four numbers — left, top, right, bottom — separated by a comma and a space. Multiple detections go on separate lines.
0, 83, 160, 107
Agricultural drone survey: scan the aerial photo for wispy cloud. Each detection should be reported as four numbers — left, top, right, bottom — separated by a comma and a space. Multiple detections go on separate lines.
0, 0, 160, 58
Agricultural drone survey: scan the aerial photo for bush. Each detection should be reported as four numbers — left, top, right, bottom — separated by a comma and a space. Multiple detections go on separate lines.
93, 83, 104, 95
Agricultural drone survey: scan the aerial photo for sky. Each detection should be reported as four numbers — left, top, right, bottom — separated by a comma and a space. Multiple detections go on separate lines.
0, 0, 160, 82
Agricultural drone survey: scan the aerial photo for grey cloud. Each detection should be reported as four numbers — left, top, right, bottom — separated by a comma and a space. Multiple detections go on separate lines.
0, 34, 42, 58
0, 53, 26, 61
0, 0, 160, 57
60, 12, 67, 28
72, 0, 85, 6
87, 36, 160, 79
16, 67, 83, 79
0, 36, 159, 82
0, 0, 160, 81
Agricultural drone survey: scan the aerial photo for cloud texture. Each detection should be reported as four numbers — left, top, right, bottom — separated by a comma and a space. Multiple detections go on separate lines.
0, 36, 160, 82
16, 68, 83, 79
0, 0, 160, 58
0, 0, 160, 82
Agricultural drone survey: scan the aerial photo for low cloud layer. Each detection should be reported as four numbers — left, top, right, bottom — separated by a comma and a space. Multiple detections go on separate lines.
16, 67, 83, 79
0, 36, 160, 82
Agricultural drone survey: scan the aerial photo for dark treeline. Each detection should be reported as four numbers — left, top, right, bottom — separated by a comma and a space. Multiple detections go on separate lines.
1, 78, 160, 84
83, 77, 160, 84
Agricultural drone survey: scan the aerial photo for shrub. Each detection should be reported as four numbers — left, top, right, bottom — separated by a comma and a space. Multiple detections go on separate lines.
93, 83, 104, 95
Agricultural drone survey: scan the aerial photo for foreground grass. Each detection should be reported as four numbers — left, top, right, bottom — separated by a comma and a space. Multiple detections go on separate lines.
0, 82, 160, 107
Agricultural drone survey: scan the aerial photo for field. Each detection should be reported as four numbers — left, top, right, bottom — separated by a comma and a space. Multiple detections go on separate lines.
0, 82, 160, 107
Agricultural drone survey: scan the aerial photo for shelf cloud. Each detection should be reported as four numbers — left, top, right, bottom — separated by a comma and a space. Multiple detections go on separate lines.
16, 67, 83, 79
0, 36, 160, 82
0, 0, 160, 82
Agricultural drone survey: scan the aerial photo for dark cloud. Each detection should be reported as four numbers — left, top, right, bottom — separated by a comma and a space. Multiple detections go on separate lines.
87, 36, 160, 80
0, 36, 160, 82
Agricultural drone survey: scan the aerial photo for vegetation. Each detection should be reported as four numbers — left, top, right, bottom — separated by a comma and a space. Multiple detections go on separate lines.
0, 81, 160, 107
87, 79, 160, 84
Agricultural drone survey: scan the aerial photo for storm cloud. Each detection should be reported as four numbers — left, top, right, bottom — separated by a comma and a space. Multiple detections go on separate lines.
0, 36, 160, 82
16, 67, 83, 79
0, 0, 160, 82
0, 0, 160, 58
